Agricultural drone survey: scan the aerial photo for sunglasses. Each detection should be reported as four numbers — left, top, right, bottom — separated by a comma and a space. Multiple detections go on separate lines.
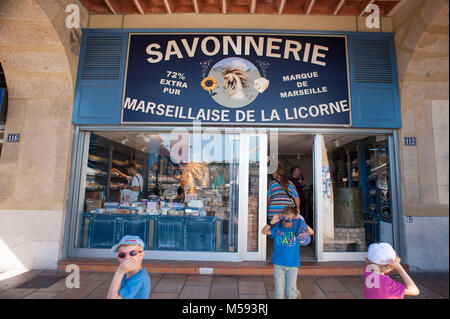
117, 250, 142, 259
281, 217, 294, 223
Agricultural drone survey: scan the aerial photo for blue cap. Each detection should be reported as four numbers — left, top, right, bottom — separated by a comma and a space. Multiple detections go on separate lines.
111, 235, 145, 253
293, 218, 311, 246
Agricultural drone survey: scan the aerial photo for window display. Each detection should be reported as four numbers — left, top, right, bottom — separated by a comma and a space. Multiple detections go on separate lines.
322, 135, 394, 252
75, 131, 239, 253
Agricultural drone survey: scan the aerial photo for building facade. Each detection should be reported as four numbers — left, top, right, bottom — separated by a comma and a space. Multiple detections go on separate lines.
0, 0, 448, 272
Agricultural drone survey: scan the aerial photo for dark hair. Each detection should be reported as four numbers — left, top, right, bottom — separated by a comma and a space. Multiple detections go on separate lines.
276, 163, 289, 191
291, 166, 300, 174
126, 161, 137, 170
282, 206, 298, 216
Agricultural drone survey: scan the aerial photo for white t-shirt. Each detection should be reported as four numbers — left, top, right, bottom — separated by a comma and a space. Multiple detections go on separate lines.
128, 173, 143, 194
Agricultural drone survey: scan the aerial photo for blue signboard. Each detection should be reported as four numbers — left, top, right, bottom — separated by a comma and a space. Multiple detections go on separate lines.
121, 33, 351, 126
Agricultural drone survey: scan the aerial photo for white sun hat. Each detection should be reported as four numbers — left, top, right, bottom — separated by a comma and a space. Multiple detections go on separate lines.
367, 242, 397, 265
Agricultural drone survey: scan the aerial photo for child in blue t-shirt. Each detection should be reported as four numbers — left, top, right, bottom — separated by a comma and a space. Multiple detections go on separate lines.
107, 235, 151, 299
261, 206, 312, 299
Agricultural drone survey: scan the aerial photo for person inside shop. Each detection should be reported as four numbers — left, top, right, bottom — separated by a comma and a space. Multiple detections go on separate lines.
268, 163, 301, 221
289, 166, 307, 221
175, 186, 185, 203
112, 162, 144, 201
267, 162, 314, 235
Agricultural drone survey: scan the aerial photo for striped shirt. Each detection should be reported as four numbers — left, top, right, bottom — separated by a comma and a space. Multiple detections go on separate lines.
267, 180, 299, 219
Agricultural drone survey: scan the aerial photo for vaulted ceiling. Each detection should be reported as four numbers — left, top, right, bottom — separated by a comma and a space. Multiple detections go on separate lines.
79, 0, 404, 16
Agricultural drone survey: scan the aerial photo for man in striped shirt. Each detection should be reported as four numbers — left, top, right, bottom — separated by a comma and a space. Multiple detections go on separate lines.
267, 167, 300, 222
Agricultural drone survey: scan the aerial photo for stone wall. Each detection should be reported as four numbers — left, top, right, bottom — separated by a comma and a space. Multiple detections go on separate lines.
393, 0, 449, 271
0, 0, 87, 271
394, 0, 449, 215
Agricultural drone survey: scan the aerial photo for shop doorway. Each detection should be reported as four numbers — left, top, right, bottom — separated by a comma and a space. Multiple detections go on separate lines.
266, 133, 315, 262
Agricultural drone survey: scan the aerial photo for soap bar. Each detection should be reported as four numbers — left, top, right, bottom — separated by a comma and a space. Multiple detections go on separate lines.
254, 77, 269, 93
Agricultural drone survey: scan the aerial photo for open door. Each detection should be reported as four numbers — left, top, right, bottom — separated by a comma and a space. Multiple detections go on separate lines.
314, 133, 396, 261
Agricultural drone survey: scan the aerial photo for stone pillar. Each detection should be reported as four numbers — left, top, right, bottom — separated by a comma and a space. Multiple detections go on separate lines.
393, 0, 449, 271
0, 0, 85, 271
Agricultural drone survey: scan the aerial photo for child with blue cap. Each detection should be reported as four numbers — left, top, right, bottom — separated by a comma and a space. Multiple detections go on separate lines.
107, 235, 151, 299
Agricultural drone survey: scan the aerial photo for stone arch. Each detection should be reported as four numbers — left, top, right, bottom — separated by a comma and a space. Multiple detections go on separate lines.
0, 0, 75, 211
33, 0, 89, 86
395, 0, 449, 86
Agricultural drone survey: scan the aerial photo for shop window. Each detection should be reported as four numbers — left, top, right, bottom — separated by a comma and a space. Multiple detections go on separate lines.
75, 131, 240, 253
321, 134, 394, 252
247, 135, 260, 252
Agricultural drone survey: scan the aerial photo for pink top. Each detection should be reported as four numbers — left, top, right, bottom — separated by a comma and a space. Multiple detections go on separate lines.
364, 269, 405, 299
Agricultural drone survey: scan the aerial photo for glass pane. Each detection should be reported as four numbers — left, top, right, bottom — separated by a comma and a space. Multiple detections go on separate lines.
75, 131, 239, 253
247, 135, 260, 252
321, 134, 394, 252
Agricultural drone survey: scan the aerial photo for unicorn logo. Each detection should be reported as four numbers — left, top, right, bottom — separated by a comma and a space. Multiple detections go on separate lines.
222, 67, 248, 100
205, 57, 263, 108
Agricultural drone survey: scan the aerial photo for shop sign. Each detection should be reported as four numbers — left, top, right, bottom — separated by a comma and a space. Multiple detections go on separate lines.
121, 33, 351, 126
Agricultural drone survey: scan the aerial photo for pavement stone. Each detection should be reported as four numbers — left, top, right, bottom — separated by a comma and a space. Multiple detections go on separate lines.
150, 292, 179, 299
0, 288, 36, 299
0, 270, 447, 299
152, 274, 187, 293
24, 290, 61, 299
313, 276, 349, 293
54, 280, 103, 299
209, 286, 239, 299
179, 286, 211, 299
0, 270, 42, 293
238, 277, 267, 295
299, 284, 328, 299
85, 283, 111, 299
184, 275, 213, 287
239, 294, 268, 299
325, 291, 357, 299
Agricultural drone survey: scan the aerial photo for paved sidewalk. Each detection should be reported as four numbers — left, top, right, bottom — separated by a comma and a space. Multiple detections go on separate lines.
0, 270, 448, 299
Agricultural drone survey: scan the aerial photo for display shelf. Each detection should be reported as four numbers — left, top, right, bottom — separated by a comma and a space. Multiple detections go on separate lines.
88, 155, 108, 164
86, 188, 106, 192
331, 136, 394, 248
84, 133, 147, 203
